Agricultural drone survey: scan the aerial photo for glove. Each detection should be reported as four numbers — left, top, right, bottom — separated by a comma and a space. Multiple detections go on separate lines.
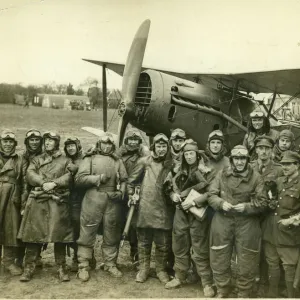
278, 218, 292, 226
109, 191, 123, 202
181, 198, 195, 211
100, 174, 110, 184
128, 193, 140, 207
278, 214, 300, 226
232, 203, 246, 213
42, 182, 57, 192
170, 192, 181, 203
67, 164, 78, 175
265, 180, 278, 199
222, 201, 234, 212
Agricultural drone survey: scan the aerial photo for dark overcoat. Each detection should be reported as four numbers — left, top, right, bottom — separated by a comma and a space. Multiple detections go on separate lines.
18, 150, 73, 243
0, 153, 27, 246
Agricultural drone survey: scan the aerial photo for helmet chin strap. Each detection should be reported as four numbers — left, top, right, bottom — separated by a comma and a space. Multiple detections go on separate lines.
125, 143, 140, 152
27, 144, 42, 154
68, 152, 78, 159
172, 146, 181, 154
100, 149, 113, 155
233, 163, 248, 173
0, 146, 16, 157
45, 149, 56, 156
98, 144, 114, 156
152, 150, 166, 161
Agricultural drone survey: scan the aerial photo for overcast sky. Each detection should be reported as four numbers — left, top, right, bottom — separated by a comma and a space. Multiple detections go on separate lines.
1, 0, 300, 89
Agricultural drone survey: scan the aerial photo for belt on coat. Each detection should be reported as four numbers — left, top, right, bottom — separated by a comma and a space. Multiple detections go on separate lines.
31, 187, 69, 204
219, 210, 256, 218
96, 186, 116, 192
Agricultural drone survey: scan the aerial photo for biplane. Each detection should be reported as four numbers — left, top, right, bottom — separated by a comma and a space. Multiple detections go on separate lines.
82, 19, 300, 150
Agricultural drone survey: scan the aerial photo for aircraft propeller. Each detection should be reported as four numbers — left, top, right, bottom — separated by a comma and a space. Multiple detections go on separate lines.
117, 19, 151, 146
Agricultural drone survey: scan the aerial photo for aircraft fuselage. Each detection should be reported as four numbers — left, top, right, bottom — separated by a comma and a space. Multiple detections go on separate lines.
127, 69, 255, 149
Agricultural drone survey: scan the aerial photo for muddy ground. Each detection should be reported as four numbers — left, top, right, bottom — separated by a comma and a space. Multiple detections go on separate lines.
0, 237, 204, 299
0, 104, 204, 298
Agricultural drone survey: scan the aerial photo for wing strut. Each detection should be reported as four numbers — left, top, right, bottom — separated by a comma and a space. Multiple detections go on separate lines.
102, 64, 108, 132
228, 79, 242, 124
267, 91, 277, 119
273, 91, 300, 116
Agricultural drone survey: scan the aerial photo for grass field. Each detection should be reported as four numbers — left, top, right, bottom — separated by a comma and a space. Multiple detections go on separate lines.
0, 104, 121, 150
0, 104, 204, 298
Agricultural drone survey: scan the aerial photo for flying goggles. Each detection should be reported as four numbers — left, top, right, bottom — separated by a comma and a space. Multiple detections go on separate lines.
65, 137, 79, 144
171, 129, 186, 139
0, 131, 16, 140
43, 131, 59, 138
154, 133, 168, 144
26, 129, 42, 138
230, 148, 249, 158
250, 111, 264, 118
99, 134, 114, 144
208, 130, 224, 139
126, 131, 142, 139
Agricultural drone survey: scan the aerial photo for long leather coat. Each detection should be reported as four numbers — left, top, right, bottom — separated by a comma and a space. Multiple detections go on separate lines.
128, 154, 173, 230
18, 150, 73, 243
0, 152, 27, 246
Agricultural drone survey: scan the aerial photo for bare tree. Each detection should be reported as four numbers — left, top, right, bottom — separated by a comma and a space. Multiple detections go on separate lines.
56, 84, 67, 95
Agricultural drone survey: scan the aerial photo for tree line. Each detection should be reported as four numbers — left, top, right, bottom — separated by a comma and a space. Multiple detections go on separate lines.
0, 77, 122, 110
0, 82, 86, 104
0, 76, 106, 104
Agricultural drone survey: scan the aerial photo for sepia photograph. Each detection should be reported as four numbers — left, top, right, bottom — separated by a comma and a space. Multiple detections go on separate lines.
1, 0, 300, 298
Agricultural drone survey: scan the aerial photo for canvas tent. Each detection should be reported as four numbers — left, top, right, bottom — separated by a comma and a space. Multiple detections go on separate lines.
40, 94, 89, 109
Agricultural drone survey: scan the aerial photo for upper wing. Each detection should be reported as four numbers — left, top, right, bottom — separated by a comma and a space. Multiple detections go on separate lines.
83, 59, 129, 77
83, 58, 300, 96
183, 69, 300, 96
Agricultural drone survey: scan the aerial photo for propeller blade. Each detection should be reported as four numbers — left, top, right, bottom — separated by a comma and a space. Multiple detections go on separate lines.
122, 19, 151, 107
117, 118, 129, 146
81, 127, 118, 143
118, 19, 151, 146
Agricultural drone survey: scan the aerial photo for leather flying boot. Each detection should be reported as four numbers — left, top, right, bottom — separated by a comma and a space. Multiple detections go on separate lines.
6, 264, 23, 276
267, 273, 280, 298
35, 255, 43, 268
89, 254, 97, 270
286, 281, 295, 298
203, 285, 215, 298
20, 267, 33, 282
20, 264, 35, 282
58, 265, 70, 282
77, 267, 90, 282
136, 269, 149, 283
165, 277, 182, 289
70, 258, 79, 273
157, 271, 170, 284
105, 265, 123, 278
